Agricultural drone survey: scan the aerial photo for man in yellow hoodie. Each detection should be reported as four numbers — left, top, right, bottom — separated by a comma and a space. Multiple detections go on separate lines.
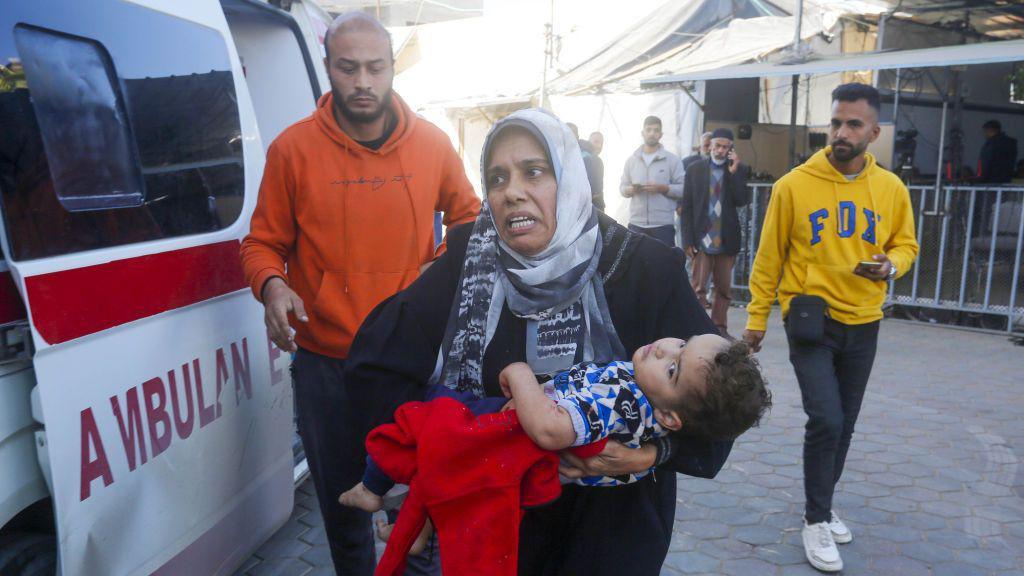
240, 13, 479, 575
743, 83, 918, 573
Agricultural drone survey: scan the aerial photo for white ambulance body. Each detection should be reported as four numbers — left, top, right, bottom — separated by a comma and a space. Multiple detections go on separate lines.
0, 1, 331, 574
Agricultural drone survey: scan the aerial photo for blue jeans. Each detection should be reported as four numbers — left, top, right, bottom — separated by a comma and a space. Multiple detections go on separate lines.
786, 318, 879, 523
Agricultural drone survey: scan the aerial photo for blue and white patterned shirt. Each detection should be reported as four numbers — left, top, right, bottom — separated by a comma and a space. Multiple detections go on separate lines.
542, 360, 668, 487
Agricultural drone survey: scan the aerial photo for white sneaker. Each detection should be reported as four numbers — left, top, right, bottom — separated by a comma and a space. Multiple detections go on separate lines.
803, 519, 843, 572
829, 511, 852, 544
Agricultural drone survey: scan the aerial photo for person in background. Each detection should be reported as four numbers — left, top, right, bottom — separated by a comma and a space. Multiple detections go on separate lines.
683, 131, 712, 169
569, 122, 605, 210
678, 130, 714, 276
620, 115, 686, 248
975, 120, 1019, 234
239, 13, 479, 575
743, 83, 918, 573
589, 131, 604, 156
588, 131, 606, 209
977, 119, 1018, 183
679, 128, 749, 337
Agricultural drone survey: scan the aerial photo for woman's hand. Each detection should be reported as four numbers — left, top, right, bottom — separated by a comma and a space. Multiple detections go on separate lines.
558, 441, 657, 479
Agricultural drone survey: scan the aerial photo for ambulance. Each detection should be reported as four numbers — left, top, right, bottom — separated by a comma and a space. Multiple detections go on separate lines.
0, 1, 332, 573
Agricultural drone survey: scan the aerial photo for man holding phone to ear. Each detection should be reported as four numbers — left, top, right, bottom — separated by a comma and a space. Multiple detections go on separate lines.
742, 83, 918, 573
680, 127, 749, 337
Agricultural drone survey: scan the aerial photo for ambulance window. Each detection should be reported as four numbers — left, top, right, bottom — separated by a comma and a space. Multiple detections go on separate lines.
13, 26, 145, 212
0, 2, 245, 261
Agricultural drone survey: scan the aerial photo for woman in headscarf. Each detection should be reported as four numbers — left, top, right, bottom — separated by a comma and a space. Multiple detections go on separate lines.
344, 109, 732, 574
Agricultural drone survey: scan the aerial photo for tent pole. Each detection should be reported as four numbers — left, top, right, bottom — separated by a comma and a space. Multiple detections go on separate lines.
891, 67, 901, 169
929, 97, 948, 215
539, 0, 554, 108
788, 0, 804, 169
791, 0, 804, 48
680, 83, 705, 111
789, 75, 799, 168
873, 13, 888, 87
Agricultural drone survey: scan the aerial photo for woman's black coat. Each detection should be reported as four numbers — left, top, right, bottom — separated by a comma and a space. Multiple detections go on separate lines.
344, 214, 733, 575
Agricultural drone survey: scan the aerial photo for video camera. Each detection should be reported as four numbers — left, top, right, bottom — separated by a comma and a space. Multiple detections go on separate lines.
894, 129, 918, 180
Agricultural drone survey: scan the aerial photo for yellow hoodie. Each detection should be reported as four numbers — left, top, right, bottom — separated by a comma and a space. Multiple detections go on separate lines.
746, 147, 919, 331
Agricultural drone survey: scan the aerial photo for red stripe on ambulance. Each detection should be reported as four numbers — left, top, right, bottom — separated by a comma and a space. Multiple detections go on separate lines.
26, 241, 247, 345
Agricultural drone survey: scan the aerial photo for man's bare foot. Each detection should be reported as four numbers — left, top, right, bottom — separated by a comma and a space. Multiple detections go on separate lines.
338, 482, 384, 512
374, 518, 434, 556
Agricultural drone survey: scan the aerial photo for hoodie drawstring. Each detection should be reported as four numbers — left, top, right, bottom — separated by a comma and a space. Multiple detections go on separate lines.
866, 175, 880, 249
395, 149, 423, 270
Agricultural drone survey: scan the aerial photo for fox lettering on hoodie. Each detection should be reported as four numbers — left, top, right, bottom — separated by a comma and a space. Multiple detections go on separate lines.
241, 92, 481, 359
807, 202, 878, 246
746, 147, 919, 331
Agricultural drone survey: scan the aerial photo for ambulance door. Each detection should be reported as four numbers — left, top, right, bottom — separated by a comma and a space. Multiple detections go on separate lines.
219, 0, 327, 481
222, 0, 324, 150
0, 2, 292, 575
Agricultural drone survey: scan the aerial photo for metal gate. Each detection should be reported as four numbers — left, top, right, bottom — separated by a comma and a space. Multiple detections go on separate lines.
730, 183, 1024, 333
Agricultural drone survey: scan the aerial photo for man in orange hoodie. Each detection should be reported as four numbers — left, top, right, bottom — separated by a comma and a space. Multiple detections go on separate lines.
240, 13, 479, 575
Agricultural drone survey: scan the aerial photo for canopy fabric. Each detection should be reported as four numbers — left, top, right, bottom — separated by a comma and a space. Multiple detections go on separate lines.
641, 38, 1024, 85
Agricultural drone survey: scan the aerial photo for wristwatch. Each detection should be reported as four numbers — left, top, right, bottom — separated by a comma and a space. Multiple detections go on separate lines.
887, 264, 898, 279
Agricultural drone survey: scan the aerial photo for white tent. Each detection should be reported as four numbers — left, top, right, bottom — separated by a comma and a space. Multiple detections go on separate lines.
640, 38, 1024, 179
640, 39, 1024, 83
389, 0, 1023, 218
544, 0, 854, 222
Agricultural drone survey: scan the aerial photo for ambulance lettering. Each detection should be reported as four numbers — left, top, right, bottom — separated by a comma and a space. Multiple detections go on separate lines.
79, 337, 257, 501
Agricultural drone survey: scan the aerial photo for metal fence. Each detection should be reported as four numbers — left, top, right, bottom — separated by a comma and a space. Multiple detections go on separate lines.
729, 182, 1024, 333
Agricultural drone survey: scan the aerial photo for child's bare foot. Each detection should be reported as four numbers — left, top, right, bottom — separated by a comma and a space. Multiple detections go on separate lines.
374, 518, 434, 556
338, 482, 383, 512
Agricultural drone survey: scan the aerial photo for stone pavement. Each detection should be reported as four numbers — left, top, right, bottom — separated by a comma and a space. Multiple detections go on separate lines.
237, 308, 1024, 575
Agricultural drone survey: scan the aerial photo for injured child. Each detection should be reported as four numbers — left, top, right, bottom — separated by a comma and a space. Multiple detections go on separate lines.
340, 334, 771, 574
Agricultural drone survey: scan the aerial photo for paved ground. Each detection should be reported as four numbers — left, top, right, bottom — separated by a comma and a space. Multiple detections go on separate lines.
237, 308, 1024, 575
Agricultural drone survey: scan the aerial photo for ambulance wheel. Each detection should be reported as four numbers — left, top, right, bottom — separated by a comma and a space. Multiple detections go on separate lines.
0, 531, 56, 576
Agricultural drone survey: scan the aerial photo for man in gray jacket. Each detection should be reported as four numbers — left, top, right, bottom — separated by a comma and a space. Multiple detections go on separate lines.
620, 115, 686, 248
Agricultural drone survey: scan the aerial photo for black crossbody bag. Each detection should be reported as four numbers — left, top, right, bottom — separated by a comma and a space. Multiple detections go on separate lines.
787, 295, 828, 344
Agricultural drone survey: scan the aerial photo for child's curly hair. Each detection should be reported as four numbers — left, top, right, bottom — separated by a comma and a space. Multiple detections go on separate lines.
673, 340, 771, 441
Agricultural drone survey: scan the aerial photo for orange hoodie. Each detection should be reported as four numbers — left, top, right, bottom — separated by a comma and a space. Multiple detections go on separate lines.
241, 92, 480, 359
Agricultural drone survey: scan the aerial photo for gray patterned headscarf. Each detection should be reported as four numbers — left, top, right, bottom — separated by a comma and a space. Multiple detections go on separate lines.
437, 109, 625, 397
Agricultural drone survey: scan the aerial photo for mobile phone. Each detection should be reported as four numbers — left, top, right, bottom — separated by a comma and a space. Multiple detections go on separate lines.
727, 144, 735, 167
856, 261, 883, 271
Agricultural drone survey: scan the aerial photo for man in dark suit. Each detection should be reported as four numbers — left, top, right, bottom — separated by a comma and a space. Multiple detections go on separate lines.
680, 128, 750, 338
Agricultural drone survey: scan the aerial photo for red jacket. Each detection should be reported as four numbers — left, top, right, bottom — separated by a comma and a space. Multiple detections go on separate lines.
240, 92, 480, 358
367, 398, 562, 576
